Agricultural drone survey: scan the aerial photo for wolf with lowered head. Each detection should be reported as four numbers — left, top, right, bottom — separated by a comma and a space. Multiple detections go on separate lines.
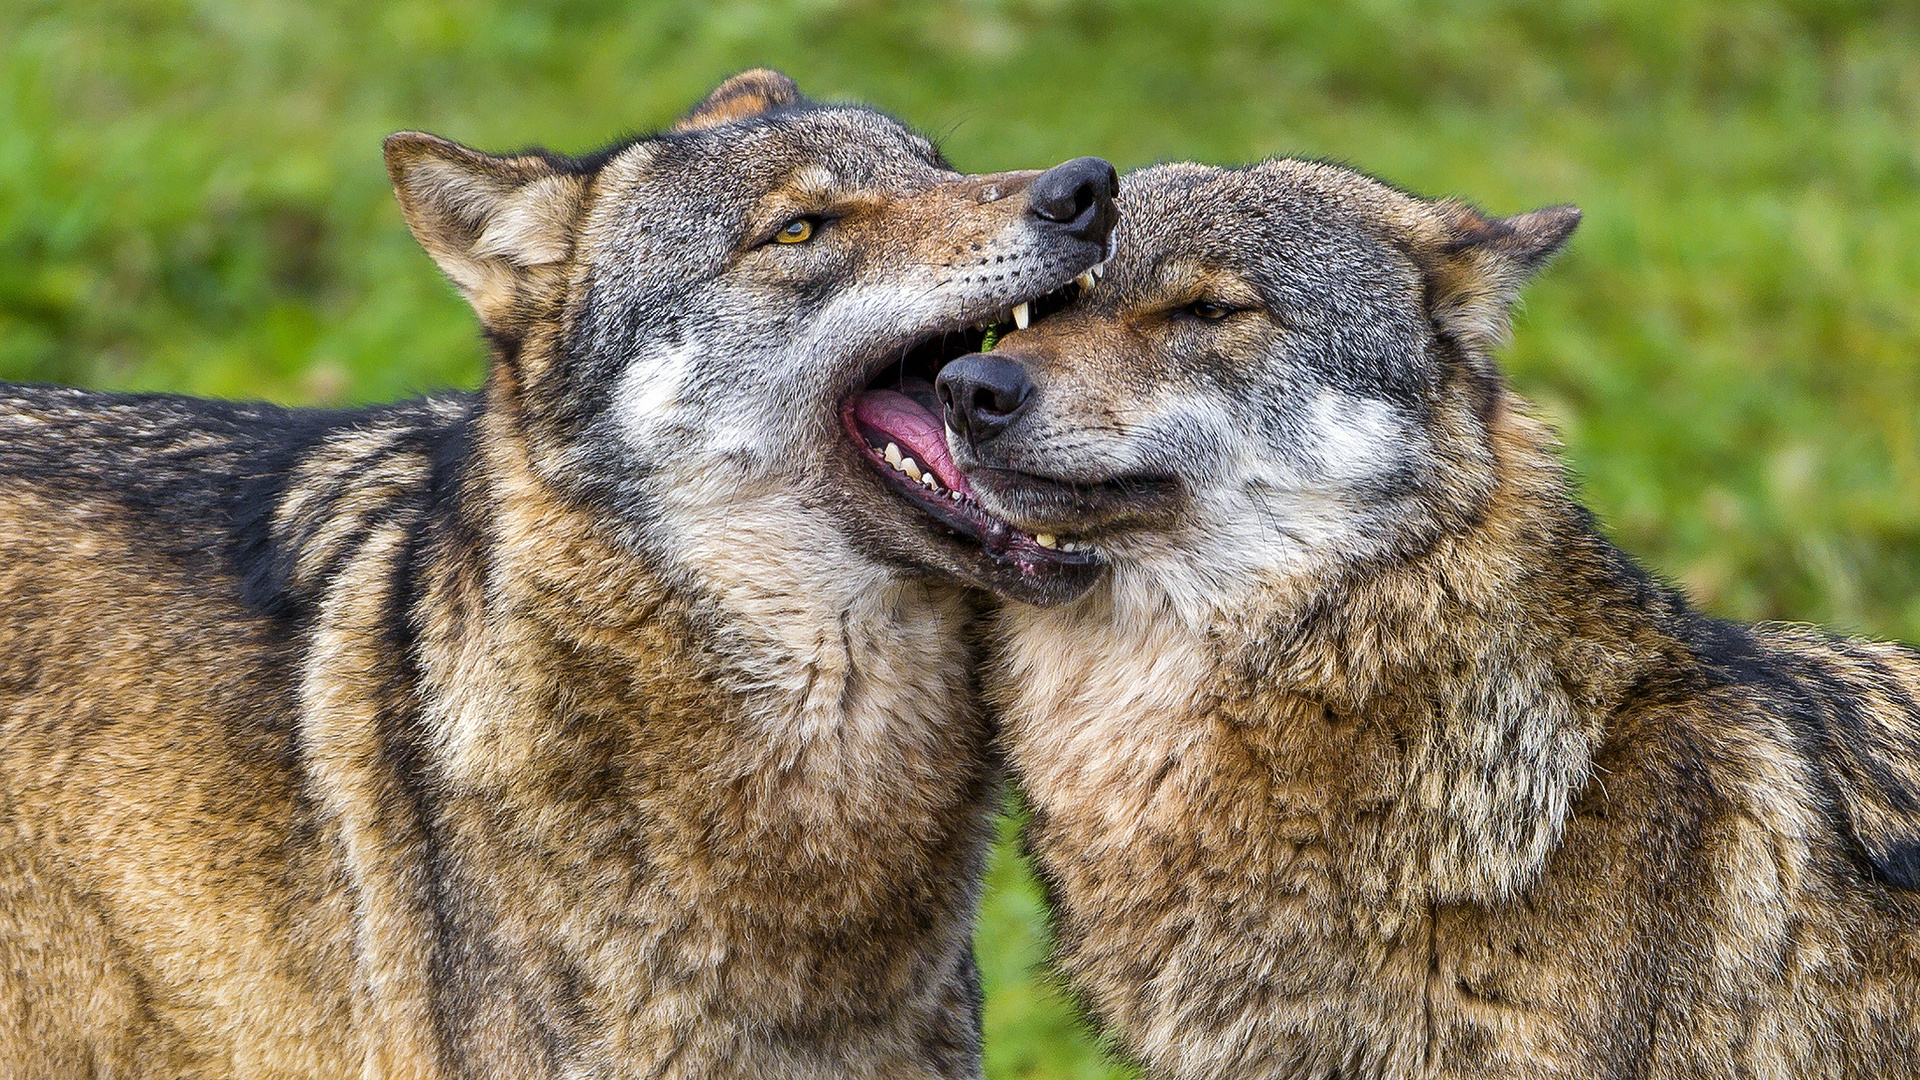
934, 160, 1920, 1079
0, 70, 1117, 1078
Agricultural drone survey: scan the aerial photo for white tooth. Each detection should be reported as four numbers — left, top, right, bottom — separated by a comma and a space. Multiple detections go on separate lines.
1012, 302, 1030, 330
902, 458, 922, 483
1061, 542, 1078, 552
950, 490, 962, 500
1076, 271, 1096, 291
1035, 534, 1057, 549
921, 472, 938, 490
1091, 260, 1107, 281
884, 443, 902, 467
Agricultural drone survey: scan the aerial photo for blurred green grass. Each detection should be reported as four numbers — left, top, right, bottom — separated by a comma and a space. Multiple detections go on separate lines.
3, 2, 1916, 1075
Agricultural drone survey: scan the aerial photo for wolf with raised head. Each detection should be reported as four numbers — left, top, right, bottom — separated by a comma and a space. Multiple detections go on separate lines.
932, 160, 1920, 1078
0, 70, 1116, 1078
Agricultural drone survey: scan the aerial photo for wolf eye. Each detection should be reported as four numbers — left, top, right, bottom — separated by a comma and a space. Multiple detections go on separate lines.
773, 218, 817, 244
1186, 301, 1233, 321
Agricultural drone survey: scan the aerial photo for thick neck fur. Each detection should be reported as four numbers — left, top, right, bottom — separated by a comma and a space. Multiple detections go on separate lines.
998, 400, 1675, 909
434, 391, 985, 800
993, 399, 1696, 1078
286, 382, 992, 1077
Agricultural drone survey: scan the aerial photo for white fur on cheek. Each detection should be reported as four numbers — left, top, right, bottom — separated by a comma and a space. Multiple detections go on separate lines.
610, 342, 698, 447
610, 281, 951, 482
1092, 393, 1416, 626
604, 281, 957, 636
1303, 392, 1407, 482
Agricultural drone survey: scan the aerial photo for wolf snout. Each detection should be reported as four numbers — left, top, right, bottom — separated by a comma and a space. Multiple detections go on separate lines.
937, 354, 1035, 445
1027, 157, 1120, 246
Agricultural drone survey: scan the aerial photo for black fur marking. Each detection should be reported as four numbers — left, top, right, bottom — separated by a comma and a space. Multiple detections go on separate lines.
377, 453, 470, 1065
1689, 618, 1920, 888
0, 384, 374, 626
1877, 841, 1920, 890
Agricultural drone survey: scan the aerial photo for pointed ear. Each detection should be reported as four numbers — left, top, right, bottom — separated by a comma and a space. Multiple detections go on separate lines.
1420, 203, 1580, 348
672, 68, 802, 133
383, 132, 590, 328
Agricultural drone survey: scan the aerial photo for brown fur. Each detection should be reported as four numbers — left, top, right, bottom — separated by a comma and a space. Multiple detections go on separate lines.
0, 72, 1116, 1077
0, 400, 992, 1078
966, 161, 1920, 1079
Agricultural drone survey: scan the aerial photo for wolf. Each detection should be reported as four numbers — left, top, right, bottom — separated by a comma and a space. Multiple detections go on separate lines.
0, 70, 1117, 1078
929, 160, 1920, 1078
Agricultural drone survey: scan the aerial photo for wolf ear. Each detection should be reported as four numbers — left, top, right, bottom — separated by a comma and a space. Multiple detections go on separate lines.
1420, 203, 1580, 348
673, 68, 802, 133
384, 132, 589, 328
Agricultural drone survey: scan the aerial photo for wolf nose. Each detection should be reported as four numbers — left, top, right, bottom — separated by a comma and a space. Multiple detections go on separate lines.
937, 354, 1034, 445
1027, 157, 1120, 246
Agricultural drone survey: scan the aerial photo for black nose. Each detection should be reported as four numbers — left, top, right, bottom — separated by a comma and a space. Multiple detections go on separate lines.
937, 354, 1035, 445
1027, 156, 1119, 247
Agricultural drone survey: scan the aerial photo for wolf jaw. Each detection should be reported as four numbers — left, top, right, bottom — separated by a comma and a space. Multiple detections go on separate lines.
841, 268, 1106, 581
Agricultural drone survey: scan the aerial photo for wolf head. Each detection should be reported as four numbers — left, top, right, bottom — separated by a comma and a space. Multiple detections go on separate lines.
383, 70, 1116, 605
937, 159, 1578, 618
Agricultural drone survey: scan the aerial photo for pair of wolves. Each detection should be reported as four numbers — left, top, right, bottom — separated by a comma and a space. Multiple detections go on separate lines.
4, 68, 1918, 1078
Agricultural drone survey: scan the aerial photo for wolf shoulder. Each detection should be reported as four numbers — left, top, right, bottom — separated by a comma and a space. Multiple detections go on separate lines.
1675, 614, 1920, 892
0, 382, 409, 1073
0, 381, 477, 617
0, 379, 477, 785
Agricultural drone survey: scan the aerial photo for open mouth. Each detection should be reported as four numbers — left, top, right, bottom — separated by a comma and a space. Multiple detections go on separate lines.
838, 269, 1102, 576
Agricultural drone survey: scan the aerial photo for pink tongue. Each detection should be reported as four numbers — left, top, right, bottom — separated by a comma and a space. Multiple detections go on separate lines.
851, 389, 973, 495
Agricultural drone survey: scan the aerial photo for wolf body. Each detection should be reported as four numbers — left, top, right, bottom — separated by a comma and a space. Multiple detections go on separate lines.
935, 161, 1920, 1078
0, 71, 1116, 1078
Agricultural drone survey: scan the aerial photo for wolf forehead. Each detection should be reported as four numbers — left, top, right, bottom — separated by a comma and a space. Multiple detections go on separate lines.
1099, 160, 1578, 407
617, 105, 953, 194
556, 105, 981, 285
1111, 161, 1436, 318
1081, 163, 1442, 409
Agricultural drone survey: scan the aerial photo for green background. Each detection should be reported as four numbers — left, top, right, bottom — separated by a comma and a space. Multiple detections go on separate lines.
3, 2, 1916, 1075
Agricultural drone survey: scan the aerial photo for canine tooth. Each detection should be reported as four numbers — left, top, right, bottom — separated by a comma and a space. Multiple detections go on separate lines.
1013, 302, 1031, 330
883, 443, 902, 467
902, 458, 923, 483
1035, 534, 1057, 549
1061, 542, 1078, 552
1091, 260, 1107, 282
1076, 270, 1096, 291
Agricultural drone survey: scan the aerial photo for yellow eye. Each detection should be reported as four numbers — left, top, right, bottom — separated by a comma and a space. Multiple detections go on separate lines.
775, 218, 815, 244
1189, 301, 1231, 320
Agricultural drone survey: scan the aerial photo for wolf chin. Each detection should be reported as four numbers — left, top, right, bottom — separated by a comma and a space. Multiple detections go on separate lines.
0, 70, 1116, 1078
941, 160, 1920, 1079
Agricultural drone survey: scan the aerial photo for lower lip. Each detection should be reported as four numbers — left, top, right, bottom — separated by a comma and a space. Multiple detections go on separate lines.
839, 403, 1093, 572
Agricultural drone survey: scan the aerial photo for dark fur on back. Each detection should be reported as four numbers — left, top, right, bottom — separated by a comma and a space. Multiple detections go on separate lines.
963, 160, 1920, 1079
0, 383, 466, 623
